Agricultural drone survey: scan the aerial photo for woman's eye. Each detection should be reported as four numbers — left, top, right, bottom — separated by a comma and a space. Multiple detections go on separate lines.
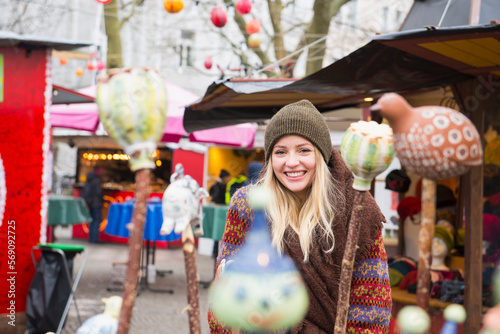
300, 148, 311, 153
274, 150, 285, 155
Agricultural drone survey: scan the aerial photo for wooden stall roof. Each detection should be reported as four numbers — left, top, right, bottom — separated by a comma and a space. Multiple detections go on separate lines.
0, 30, 92, 50
184, 23, 500, 133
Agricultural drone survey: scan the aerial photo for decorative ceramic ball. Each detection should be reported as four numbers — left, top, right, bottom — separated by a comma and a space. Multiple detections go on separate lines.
341, 120, 394, 191
373, 93, 483, 179
210, 6, 227, 28
443, 304, 466, 324
235, 0, 252, 15
163, 0, 183, 14
397, 305, 430, 334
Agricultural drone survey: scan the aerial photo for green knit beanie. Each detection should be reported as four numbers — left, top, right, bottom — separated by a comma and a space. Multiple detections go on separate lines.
264, 100, 332, 163
434, 225, 454, 251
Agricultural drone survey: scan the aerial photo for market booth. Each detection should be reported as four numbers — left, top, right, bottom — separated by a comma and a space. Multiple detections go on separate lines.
0, 31, 91, 333
184, 22, 500, 333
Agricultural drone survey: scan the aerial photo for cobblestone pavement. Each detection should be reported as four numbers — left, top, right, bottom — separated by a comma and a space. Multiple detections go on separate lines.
57, 231, 214, 334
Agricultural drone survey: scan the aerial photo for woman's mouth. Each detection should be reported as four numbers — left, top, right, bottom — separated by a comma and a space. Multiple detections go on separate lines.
285, 171, 306, 177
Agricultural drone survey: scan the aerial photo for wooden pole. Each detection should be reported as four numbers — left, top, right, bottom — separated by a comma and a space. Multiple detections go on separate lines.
416, 177, 436, 310
183, 225, 201, 334
334, 190, 366, 334
117, 169, 150, 334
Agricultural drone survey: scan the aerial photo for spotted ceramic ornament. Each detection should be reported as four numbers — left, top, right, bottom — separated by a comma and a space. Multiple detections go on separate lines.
211, 186, 309, 332
373, 93, 483, 180
341, 120, 394, 190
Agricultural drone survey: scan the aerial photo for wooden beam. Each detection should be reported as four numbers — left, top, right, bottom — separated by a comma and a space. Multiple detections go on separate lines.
51, 50, 91, 60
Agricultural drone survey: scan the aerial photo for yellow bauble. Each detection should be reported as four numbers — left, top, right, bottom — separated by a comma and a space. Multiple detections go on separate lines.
164, 0, 184, 13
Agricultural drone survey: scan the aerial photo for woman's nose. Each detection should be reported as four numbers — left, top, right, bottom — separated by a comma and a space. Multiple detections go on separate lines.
286, 153, 299, 167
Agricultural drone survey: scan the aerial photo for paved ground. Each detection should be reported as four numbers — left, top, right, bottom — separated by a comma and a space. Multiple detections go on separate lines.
56, 228, 214, 334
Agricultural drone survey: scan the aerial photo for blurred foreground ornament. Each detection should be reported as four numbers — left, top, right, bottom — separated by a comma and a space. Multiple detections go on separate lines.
211, 186, 309, 332
96, 67, 167, 334
204, 56, 212, 70
164, 0, 184, 13
161, 163, 208, 334
96, 67, 167, 172
371, 92, 483, 310
76, 296, 122, 334
480, 268, 500, 334
235, 0, 252, 15
96, 0, 112, 4
396, 305, 430, 334
248, 33, 261, 49
210, 6, 227, 28
440, 304, 466, 334
245, 18, 261, 34
335, 121, 393, 334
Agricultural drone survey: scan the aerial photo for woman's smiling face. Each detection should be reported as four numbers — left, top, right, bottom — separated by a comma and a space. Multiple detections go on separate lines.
271, 135, 316, 201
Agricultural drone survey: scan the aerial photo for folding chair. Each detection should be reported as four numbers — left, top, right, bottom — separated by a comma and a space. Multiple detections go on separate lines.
28, 243, 87, 334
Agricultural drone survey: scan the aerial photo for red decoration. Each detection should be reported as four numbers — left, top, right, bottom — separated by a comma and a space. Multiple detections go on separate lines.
59, 57, 68, 65
248, 34, 261, 48
96, 0, 112, 4
235, 0, 252, 15
97, 61, 107, 71
164, 0, 184, 13
87, 60, 95, 71
246, 18, 261, 35
204, 56, 213, 70
76, 67, 84, 76
210, 6, 227, 28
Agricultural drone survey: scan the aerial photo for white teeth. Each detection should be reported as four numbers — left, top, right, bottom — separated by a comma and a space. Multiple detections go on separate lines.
286, 171, 305, 177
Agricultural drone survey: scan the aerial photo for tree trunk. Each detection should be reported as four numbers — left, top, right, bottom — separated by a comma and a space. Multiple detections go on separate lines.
117, 169, 150, 334
104, 2, 123, 68
183, 226, 201, 334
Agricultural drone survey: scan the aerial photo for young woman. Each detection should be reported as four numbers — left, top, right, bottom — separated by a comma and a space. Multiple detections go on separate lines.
208, 100, 392, 334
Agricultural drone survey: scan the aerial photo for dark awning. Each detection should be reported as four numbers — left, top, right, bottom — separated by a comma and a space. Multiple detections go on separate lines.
0, 30, 92, 50
184, 23, 500, 133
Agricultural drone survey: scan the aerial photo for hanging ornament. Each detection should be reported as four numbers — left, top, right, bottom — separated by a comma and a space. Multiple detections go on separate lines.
59, 57, 68, 65
235, 0, 252, 15
210, 6, 227, 28
164, 0, 184, 13
87, 60, 96, 71
246, 18, 261, 35
204, 56, 213, 70
248, 34, 261, 48
97, 61, 107, 71
76, 67, 84, 76
96, 0, 112, 4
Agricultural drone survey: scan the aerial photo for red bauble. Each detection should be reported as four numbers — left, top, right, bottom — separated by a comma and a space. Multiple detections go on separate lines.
87, 60, 95, 71
204, 56, 213, 70
96, 0, 112, 4
97, 61, 107, 71
235, 0, 252, 15
246, 18, 261, 35
210, 6, 227, 28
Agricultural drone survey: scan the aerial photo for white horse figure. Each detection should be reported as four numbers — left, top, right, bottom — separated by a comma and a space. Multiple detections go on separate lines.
160, 163, 208, 236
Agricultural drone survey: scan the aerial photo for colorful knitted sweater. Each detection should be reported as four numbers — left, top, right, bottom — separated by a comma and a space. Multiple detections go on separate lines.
208, 149, 392, 334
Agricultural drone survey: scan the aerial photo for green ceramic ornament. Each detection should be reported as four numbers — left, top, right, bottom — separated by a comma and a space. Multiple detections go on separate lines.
96, 67, 167, 171
341, 120, 394, 190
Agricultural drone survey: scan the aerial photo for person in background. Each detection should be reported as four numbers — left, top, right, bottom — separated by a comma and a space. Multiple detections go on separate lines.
81, 166, 104, 243
247, 161, 263, 184
208, 100, 391, 333
225, 171, 248, 205
209, 169, 231, 205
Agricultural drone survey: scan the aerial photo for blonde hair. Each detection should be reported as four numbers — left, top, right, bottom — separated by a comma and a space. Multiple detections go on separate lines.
258, 149, 343, 262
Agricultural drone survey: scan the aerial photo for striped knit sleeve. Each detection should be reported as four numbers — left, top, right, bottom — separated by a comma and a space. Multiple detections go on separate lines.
346, 230, 392, 334
208, 186, 252, 334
